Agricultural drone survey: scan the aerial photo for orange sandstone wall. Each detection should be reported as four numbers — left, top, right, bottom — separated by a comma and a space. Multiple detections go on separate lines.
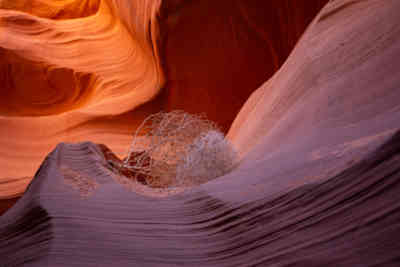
0, 0, 327, 205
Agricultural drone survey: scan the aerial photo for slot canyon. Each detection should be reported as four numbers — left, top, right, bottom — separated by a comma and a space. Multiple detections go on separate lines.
1, 0, 400, 266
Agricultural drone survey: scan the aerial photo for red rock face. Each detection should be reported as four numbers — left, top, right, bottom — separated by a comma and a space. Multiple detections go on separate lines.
2, 1, 400, 265
161, 0, 328, 131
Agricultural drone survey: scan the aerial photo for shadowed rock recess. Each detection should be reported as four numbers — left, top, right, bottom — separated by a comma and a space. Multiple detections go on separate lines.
1, 0, 400, 266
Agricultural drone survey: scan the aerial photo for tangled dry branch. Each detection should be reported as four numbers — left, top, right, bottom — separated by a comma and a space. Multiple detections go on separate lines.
111, 111, 238, 187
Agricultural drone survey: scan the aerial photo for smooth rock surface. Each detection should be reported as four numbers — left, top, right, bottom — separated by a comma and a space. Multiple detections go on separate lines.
1, 0, 400, 266
0, 0, 327, 198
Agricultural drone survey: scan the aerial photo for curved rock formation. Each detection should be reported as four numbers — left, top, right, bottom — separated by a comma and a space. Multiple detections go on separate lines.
2, 132, 400, 266
2, 0, 400, 265
0, 0, 165, 197
0, 0, 327, 199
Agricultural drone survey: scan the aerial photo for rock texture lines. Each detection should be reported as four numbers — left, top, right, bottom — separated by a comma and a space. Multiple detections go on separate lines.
1, 0, 400, 266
